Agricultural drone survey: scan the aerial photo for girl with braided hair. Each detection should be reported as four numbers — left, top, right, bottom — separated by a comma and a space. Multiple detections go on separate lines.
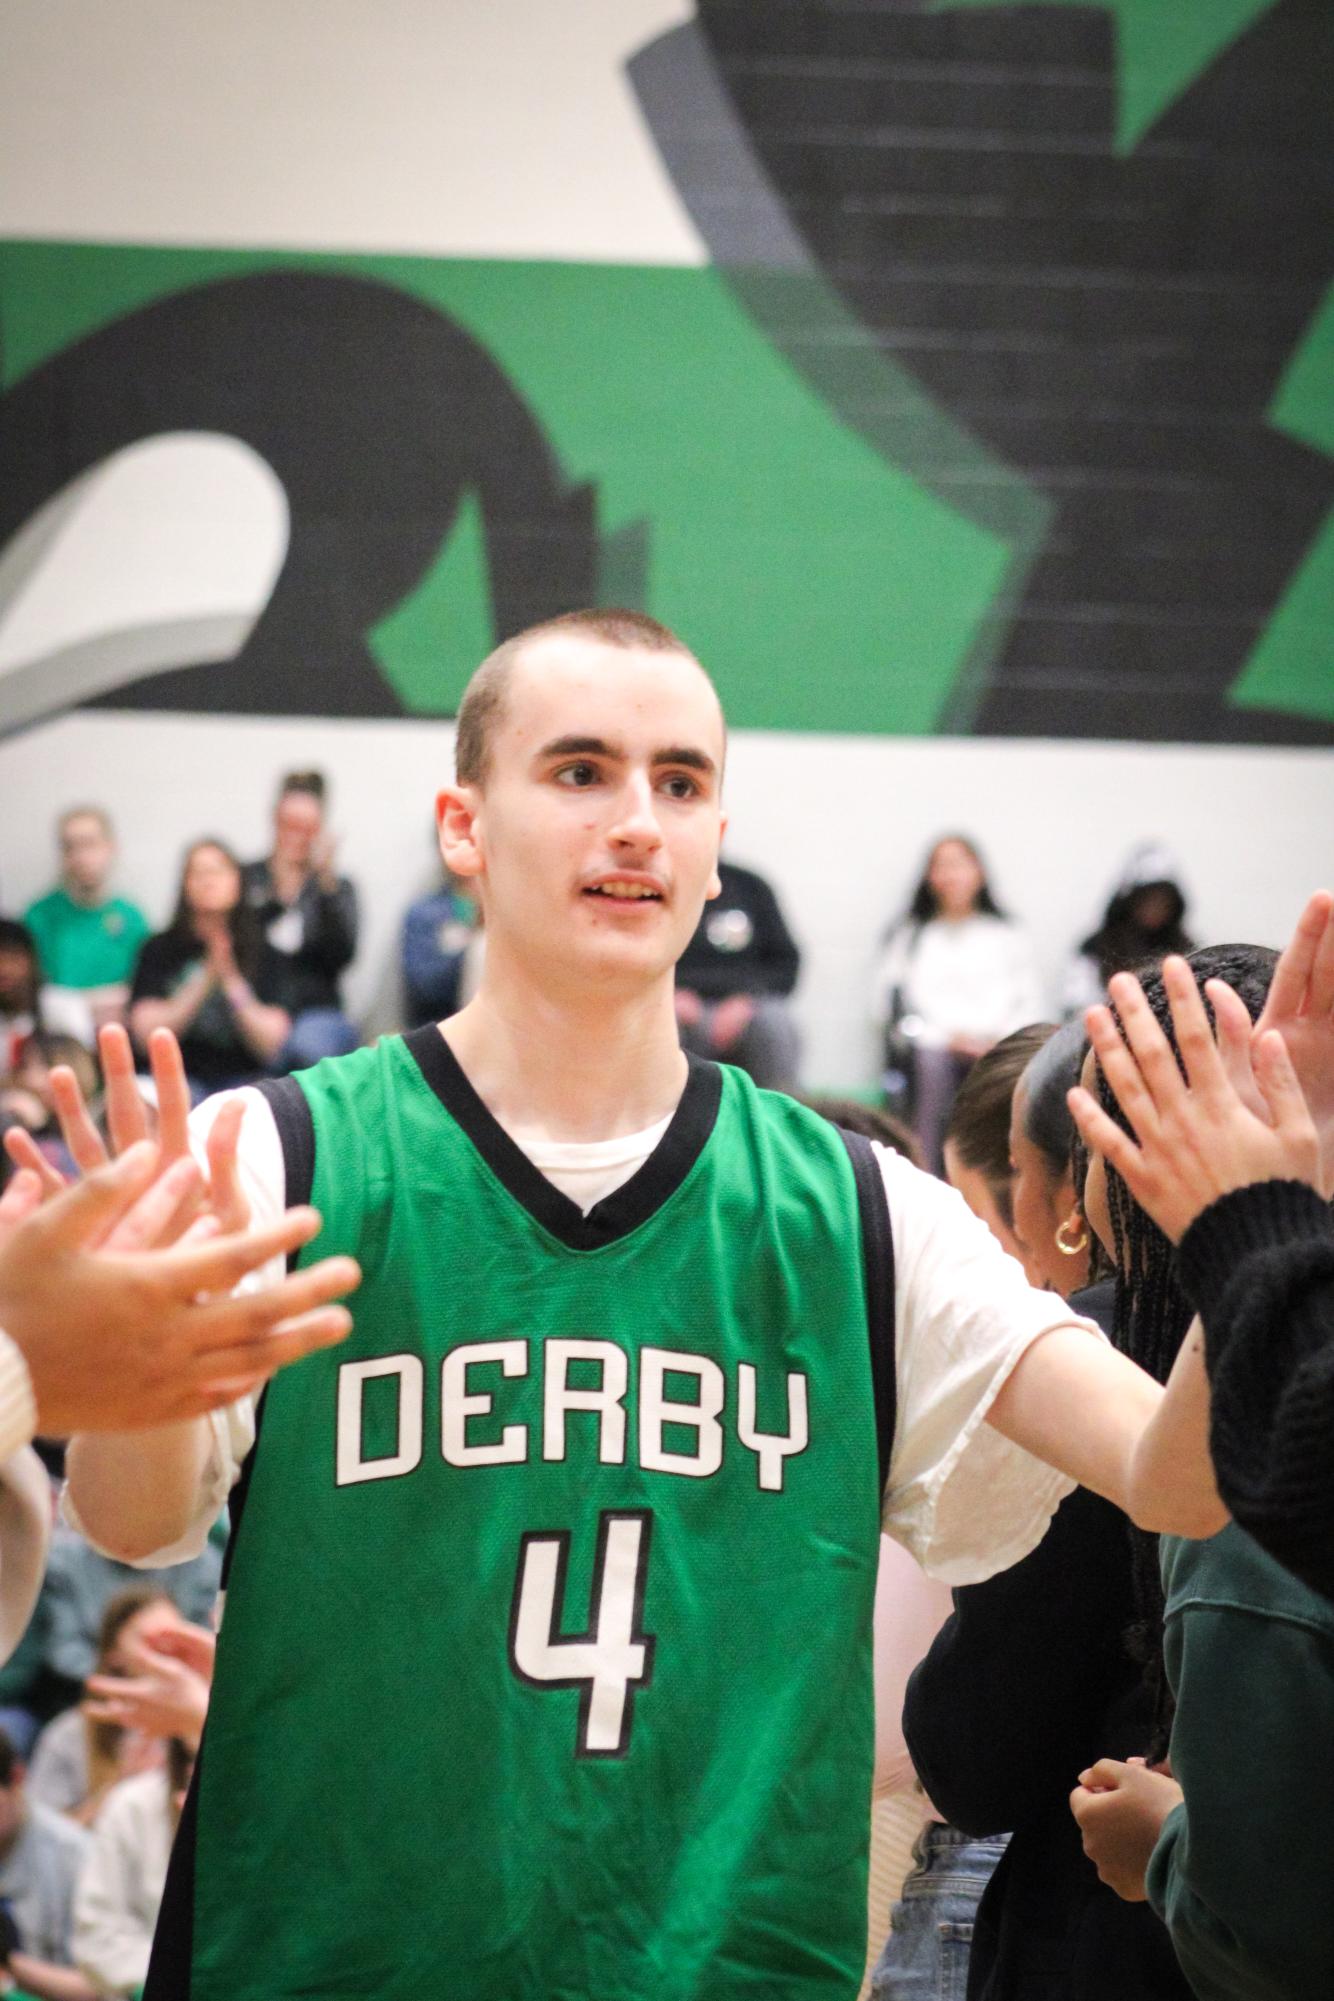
1070, 945, 1334, 2001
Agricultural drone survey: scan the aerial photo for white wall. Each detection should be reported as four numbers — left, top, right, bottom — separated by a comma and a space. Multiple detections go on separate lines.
3, 712, 1328, 1087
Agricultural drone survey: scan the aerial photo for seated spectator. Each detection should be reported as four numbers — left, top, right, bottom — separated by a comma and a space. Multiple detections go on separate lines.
0, 1724, 95, 1999
1061, 843, 1194, 1019
675, 858, 801, 1090
0, 923, 41, 1078
28, 1590, 182, 1829
872, 836, 1042, 1172
72, 1737, 193, 1998
22, 811, 150, 1046
0, 1035, 98, 1183
128, 841, 290, 1097
36, 1529, 221, 1710
242, 770, 359, 1069
401, 863, 478, 1028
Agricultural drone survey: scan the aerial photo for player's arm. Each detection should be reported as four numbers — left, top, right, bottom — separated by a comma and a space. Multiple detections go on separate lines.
986, 1319, 1225, 1537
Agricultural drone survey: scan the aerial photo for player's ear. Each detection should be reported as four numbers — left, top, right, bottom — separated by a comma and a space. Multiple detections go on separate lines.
437, 786, 483, 880
705, 815, 727, 901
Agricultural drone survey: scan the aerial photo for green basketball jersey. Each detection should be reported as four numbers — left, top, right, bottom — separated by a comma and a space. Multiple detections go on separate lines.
147, 1030, 893, 2001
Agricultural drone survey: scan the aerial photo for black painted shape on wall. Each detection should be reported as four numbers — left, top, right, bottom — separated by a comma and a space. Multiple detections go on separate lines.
690, 0, 1334, 743
0, 269, 597, 721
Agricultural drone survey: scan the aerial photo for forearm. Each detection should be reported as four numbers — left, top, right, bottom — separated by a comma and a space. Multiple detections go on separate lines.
223, 981, 291, 1062
130, 970, 211, 1043
1126, 1320, 1227, 1539
66, 1420, 213, 1561
7, 1953, 99, 2000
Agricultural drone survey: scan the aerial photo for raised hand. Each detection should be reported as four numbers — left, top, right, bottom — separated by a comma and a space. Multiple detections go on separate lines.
1254, 890, 1334, 1188
0, 1143, 359, 1432
4, 1022, 248, 1238
1067, 955, 1321, 1244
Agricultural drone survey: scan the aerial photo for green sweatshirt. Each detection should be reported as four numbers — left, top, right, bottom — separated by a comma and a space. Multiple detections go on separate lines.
1148, 1522, 1334, 1999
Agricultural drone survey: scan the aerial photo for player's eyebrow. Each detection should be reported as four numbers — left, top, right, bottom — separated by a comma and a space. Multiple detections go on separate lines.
537, 735, 718, 780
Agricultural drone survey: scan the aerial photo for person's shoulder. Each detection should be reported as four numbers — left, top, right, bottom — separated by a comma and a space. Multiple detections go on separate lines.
109, 895, 150, 931
21, 888, 62, 925
27, 1797, 91, 1859
1163, 1521, 1334, 1640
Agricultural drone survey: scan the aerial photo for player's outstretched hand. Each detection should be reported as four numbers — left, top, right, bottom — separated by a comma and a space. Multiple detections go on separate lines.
3, 1022, 249, 1240
1067, 955, 1321, 1244
0, 1141, 359, 1433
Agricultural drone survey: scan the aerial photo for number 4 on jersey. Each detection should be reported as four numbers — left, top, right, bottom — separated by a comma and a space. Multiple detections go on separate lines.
508, 1510, 655, 1758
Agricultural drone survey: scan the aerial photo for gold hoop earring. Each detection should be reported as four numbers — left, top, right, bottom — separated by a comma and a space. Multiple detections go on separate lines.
1055, 1216, 1089, 1258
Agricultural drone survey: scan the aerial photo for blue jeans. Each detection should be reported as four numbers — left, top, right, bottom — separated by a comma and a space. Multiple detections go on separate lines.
276, 1008, 359, 1073
871, 1822, 1009, 2001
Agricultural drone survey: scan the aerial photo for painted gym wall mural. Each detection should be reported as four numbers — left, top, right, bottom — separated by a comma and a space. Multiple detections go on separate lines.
0, 0, 1330, 749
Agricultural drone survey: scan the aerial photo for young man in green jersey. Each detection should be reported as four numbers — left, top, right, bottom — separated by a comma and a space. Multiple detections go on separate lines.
66, 611, 1228, 2001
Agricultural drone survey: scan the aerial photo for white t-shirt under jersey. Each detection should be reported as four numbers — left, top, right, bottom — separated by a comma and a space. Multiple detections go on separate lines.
77, 1083, 1102, 1587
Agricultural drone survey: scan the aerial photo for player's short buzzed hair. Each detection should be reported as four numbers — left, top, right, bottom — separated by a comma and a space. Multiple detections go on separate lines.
58, 804, 113, 839
454, 608, 712, 787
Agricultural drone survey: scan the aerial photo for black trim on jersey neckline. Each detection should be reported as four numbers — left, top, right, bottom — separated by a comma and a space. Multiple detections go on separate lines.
836, 1127, 898, 1501
403, 1025, 723, 1250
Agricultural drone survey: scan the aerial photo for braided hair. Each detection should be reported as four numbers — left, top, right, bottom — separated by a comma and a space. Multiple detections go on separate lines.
1096, 943, 1278, 1755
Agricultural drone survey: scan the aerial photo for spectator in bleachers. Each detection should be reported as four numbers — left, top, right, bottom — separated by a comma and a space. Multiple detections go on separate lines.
128, 840, 290, 1097
0, 1724, 95, 1999
0, 923, 41, 1079
401, 862, 478, 1028
37, 1528, 221, 1707
1061, 843, 1195, 1020
28, 1589, 183, 1830
72, 1735, 193, 1998
242, 770, 359, 1068
22, 812, 149, 1047
873, 835, 1042, 1172
675, 858, 802, 1090
0, 1035, 98, 1184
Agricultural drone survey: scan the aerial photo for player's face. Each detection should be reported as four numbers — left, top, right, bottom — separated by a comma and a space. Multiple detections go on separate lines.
1008, 1078, 1087, 1294
942, 1139, 1024, 1266
274, 792, 323, 866
445, 638, 726, 999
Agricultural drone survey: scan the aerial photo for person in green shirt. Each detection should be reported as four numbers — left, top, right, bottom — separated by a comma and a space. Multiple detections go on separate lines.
23, 810, 150, 1037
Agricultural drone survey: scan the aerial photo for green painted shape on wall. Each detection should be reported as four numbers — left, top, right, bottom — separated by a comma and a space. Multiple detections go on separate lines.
934, 0, 1278, 151
0, 240, 1012, 736
1230, 286, 1334, 722
368, 490, 496, 712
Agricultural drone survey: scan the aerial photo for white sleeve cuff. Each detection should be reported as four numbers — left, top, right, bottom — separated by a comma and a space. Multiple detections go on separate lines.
0, 1330, 37, 1461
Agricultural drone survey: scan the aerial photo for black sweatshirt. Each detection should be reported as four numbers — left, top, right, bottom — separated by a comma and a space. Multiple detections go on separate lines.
675, 861, 800, 1002
1178, 1178, 1334, 1606
903, 1282, 1189, 2001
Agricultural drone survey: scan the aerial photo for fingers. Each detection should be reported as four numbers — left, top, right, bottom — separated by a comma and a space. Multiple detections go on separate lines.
1252, 1031, 1321, 1172
1206, 979, 1262, 1111
101, 1155, 204, 1254
205, 1098, 250, 1235
182, 1302, 355, 1384
100, 1024, 150, 1156
1082, 1002, 1162, 1145
1105, 972, 1188, 1114
49, 1064, 109, 1173
156, 1206, 334, 1297
1077, 1758, 1128, 1791
2, 1127, 67, 1197
1160, 957, 1227, 1097
1259, 889, 1334, 1028
0, 1168, 44, 1231
187, 1255, 362, 1353
1067, 1085, 1146, 1190
38, 1142, 163, 1250
149, 1031, 193, 1160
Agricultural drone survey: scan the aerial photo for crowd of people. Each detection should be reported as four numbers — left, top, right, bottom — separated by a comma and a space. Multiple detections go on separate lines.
0, 607, 1327, 2001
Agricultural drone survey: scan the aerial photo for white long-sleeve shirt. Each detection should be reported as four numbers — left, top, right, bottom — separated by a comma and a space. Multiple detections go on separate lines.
872, 914, 1044, 1048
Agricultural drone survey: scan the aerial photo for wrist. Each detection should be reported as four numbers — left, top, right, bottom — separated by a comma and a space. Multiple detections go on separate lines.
1178, 1179, 1332, 1322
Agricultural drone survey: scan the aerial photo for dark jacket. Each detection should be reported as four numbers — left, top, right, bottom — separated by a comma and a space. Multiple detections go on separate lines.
903, 1282, 1189, 2000
241, 859, 358, 1016
676, 861, 799, 1002
1179, 1179, 1334, 1605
